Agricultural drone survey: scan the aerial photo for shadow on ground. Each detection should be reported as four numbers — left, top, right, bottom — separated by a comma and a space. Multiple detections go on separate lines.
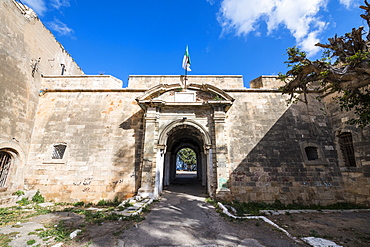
164, 173, 208, 197
120, 175, 302, 247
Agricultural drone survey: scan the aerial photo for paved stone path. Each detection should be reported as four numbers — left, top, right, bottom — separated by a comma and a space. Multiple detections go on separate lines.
119, 176, 304, 247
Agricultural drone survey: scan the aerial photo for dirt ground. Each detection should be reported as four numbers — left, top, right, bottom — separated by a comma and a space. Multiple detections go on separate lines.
268, 210, 370, 247
1, 205, 370, 246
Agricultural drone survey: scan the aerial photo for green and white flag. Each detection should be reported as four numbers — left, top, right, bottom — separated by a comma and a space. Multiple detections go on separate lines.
182, 45, 191, 71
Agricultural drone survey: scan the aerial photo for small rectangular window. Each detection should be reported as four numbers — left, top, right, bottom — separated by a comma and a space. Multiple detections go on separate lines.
305, 146, 319, 161
300, 143, 327, 165
338, 132, 356, 167
51, 144, 67, 159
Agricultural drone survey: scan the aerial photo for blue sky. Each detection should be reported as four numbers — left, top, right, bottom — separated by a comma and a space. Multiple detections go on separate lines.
22, 0, 364, 87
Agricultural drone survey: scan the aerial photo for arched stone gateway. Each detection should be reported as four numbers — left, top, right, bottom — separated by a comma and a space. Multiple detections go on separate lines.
158, 121, 211, 196
136, 83, 234, 200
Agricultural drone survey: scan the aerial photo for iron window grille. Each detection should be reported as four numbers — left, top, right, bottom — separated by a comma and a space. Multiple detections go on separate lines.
0, 151, 11, 187
51, 144, 67, 159
338, 132, 356, 167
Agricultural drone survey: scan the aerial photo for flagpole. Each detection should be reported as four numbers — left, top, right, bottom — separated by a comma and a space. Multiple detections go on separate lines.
184, 65, 187, 89
182, 45, 190, 89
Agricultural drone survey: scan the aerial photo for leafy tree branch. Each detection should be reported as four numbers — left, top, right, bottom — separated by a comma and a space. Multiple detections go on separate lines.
279, 0, 370, 127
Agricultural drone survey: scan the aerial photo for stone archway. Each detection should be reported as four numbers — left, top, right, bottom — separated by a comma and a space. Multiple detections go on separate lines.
160, 123, 212, 194
136, 82, 234, 200
147, 120, 214, 198
0, 140, 25, 191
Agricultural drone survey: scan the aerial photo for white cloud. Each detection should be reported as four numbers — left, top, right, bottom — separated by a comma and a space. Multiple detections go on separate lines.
206, 0, 216, 5
21, 0, 70, 16
47, 18, 74, 36
51, 0, 70, 9
22, 0, 47, 16
218, 0, 355, 56
339, 0, 358, 8
218, 0, 275, 35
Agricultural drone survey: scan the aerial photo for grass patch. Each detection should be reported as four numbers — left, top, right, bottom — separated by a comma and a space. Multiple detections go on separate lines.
123, 201, 133, 208
0, 198, 148, 246
205, 198, 217, 206
16, 198, 32, 206
0, 207, 21, 225
0, 232, 20, 247
64, 206, 145, 224
141, 205, 151, 213
126, 215, 146, 222
84, 211, 123, 223
26, 206, 52, 218
210, 199, 370, 216
26, 239, 36, 245
73, 201, 85, 207
37, 220, 72, 242
0, 233, 13, 247
96, 196, 120, 207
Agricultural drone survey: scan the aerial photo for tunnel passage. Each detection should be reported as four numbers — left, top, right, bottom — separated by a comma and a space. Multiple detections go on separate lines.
162, 124, 208, 187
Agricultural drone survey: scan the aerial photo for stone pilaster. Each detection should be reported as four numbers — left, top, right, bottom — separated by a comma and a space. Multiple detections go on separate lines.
138, 106, 159, 198
213, 106, 231, 200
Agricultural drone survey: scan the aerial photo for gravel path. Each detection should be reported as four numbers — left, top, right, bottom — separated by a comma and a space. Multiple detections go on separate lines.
120, 177, 303, 247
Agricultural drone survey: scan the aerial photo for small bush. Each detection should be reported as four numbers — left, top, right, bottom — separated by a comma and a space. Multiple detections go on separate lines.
13, 190, 25, 196
73, 201, 85, 207
96, 200, 107, 207
16, 197, 31, 206
32, 190, 44, 204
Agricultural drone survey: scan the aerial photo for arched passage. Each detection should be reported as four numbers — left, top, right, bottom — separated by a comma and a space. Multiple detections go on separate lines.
155, 120, 213, 197
176, 147, 197, 172
165, 126, 204, 186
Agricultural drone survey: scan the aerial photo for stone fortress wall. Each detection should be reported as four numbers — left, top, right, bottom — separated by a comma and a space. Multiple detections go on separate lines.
26, 84, 143, 202
0, 0, 82, 204
1, 0, 369, 205
24, 73, 370, 204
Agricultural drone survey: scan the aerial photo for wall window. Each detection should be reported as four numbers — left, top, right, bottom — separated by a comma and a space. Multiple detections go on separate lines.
0, 151, 12, 187
300, 143, 327, 165
338, 132, 356, 167
51, 143, 67, 159
305, 146, 319, 161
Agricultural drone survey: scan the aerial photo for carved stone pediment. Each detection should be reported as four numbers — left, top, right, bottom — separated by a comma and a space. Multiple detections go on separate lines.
136, 83, 234, 112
